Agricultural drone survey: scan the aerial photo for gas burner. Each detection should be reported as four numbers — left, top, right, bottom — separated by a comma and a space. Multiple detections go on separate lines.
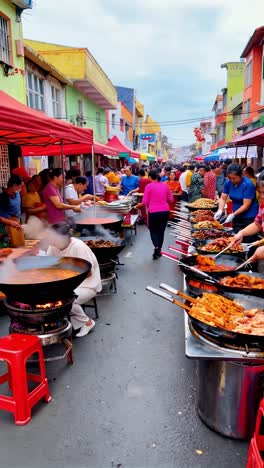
9, 320, 72, 346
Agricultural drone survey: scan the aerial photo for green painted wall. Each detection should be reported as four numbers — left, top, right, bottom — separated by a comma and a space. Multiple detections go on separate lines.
225, 63, 245, 141
0, 0, 26, 102
65, 86, 107, 143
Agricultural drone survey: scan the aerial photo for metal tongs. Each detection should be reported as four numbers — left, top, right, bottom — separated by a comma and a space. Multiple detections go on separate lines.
161, 251, 217, 283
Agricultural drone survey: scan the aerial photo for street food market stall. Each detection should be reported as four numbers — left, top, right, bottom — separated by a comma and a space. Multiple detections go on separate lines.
147, 198, 264, 440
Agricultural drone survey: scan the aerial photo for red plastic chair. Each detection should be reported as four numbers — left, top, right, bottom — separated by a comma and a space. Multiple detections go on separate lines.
0, 334, 51, 425
247, 399, 264, 467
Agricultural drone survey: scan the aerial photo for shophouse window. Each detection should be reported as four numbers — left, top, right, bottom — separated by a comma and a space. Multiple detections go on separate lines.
222, 90, 227, 109
246, 61, 252, 88
218, 123, 226, 142
96, 111, 101, 136
51, 86, 61, 118
120, 119, 124, 131
0, 15, 11, 65
125, 123, 129, 140
26, 71, 44, 111
112, 114, 116, 129
244, 99, 251, 118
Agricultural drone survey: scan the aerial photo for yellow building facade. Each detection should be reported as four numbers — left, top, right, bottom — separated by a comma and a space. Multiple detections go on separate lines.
24, 40, 117, 110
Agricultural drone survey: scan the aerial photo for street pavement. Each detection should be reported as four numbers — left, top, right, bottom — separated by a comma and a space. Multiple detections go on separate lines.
0, 225, 248, 468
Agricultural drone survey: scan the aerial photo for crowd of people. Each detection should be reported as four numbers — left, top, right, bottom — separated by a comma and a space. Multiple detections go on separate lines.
0, 158, 264, 335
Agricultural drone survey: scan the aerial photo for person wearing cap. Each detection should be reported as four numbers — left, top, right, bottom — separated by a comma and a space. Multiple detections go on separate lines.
47, 222, 102, 338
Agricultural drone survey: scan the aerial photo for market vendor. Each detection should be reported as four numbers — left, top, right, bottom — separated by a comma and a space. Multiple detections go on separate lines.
127, 168, 151, 196
47, 222, 102, 338
41, 168, 81, 224
232, 172, 264, 247
214, 163, 259, 234
165, 171, 182, 218
121, 167, 139, 196
65, 176, 97, 217
22, 176, 47, 221
189, 166, 206, 203
0, 175, 23, 221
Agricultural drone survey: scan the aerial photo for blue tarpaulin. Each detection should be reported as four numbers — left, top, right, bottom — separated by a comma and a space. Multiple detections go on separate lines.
204, 150, 220, 162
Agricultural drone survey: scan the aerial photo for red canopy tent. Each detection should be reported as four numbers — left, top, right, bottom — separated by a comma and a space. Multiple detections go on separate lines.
194, 152, 210, 161
230, 127, 264, 147
22, 141, 119, 157
0, 91, 93, 146
107, 136, 140, 159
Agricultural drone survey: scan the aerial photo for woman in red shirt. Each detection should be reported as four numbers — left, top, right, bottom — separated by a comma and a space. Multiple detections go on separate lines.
166, 171, 182, 219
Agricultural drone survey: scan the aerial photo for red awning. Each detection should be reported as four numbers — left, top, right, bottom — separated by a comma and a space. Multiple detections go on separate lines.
0, 91, 93, 146
107, 136, 140, 158
22, 141, 119, 157
194, 152, 210, 161
230, 127, 264, 147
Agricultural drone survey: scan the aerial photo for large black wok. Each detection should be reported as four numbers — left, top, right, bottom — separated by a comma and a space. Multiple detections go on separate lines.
215, 272, 264, 299
179, 254, 251, 279
186, 204, 218, 213
194, 240, 246, 259
0, 256, 91, 303
79, 237, 127, 262
188, 292, 264, 347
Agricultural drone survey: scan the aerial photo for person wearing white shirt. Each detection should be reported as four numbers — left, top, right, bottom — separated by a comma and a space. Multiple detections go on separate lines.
47, 223, 102, 338
65, 176, 93, 217
95, 168, 108, 196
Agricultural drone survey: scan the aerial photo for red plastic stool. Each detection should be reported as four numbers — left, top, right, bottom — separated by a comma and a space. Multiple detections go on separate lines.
247, 399, 264, 467
0, 334, 52, 426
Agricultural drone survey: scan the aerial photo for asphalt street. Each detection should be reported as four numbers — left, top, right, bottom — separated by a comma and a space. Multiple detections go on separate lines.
0, 225, 248, 468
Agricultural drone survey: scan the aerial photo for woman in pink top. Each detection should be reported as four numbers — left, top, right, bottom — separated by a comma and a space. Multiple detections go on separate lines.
142, 170, 173, 259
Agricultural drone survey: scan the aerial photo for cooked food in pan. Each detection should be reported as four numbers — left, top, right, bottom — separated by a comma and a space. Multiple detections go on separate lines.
190, 293, 245, 329
188, 199, 217, 209
190, 209, 215, 217
235, 310, 264, 335
190, 293, 264, 335
4, 268, 79, 284
220, 274, 264, 289
85, 239, 120, 248
190, 213, 215, 223
199, 237, 243, 254
193, 220, 224, 230
192, 230, 232, 240
195, 255, 234, 272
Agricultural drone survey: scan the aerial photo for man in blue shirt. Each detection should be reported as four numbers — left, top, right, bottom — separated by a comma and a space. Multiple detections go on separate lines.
0, 175, 22, 220
121, 167, 139, 196
160, 165, 172, 182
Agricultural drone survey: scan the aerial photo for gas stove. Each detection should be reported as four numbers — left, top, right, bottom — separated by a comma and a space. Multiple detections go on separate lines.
185, 314, 264, 361
4, 297, 75, 363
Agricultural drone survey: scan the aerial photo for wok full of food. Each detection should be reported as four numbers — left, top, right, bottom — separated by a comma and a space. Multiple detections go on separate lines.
190, 213, 215, 223
198, 237, 243, 254
195, 255, 235, 272
187, 199, 218, 210
220, 274, 264, 289
189, 293, 264, 336
192, 230, 233, 240
193, 220, 224, 230
85, 239, 120, 248
0, 256, 92, 303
